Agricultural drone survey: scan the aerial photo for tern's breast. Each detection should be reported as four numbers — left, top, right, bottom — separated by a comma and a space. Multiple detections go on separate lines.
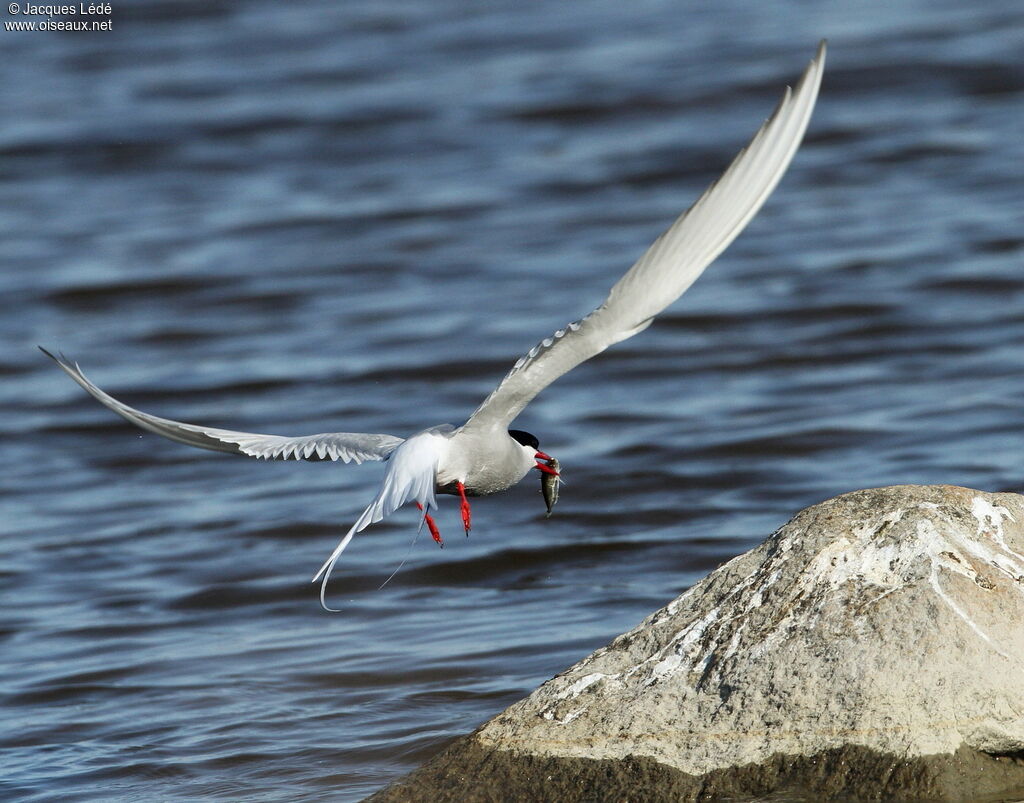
436, 431, 533, 496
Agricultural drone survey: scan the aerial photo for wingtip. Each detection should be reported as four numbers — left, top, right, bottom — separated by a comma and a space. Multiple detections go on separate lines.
810, 40, 827, 72
39, 347, 85, 375
787, 40, 826, 102
38, 345, 76, 371
38, 345, 76, 364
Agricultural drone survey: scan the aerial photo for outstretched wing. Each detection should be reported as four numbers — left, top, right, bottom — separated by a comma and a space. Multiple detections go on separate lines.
41, 348, 404, 463
465, 42, 826, 432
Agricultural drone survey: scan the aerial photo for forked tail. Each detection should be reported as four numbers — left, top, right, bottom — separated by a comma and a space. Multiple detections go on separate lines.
311, 427, 449, 610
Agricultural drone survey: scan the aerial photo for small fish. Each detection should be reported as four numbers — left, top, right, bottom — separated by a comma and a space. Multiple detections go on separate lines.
541, 456, 561, 517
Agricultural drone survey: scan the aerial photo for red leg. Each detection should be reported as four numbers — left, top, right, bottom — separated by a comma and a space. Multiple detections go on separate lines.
456, 481, 471, 536
415, 502, 443, 547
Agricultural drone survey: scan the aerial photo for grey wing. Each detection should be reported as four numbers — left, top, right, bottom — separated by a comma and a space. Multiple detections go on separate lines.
465, 42, 826, 432
41, 348, 404, 463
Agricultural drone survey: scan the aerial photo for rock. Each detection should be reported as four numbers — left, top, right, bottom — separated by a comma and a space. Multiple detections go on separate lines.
367, 485, 1024, 802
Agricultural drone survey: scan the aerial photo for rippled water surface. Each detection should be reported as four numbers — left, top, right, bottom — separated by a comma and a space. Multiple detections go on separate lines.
3, 1, 1024, 800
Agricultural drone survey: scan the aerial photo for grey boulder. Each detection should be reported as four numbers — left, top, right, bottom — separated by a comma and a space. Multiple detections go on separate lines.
369, 485, 1024, 801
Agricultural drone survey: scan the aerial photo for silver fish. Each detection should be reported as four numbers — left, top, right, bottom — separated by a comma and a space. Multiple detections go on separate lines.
541, 456, 561, 517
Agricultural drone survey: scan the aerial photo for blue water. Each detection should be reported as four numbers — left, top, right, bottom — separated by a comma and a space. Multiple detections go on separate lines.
3, 1, 1024, 800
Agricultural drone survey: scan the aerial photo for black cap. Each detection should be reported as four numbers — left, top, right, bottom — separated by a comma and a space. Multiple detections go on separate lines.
508, 429, 539, 450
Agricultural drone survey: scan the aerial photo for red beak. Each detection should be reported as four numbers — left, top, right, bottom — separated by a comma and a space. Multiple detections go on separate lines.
534, 451, 559, 476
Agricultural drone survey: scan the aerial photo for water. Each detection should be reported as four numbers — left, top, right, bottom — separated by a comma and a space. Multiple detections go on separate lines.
2, 1, 1023, 800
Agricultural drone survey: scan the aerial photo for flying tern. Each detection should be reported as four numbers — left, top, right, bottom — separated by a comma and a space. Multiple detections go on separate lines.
43, 42, 826, 610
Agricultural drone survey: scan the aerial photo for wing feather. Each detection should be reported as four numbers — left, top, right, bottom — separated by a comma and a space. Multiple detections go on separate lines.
41, 348, 404, 463
466, 42, 826, 431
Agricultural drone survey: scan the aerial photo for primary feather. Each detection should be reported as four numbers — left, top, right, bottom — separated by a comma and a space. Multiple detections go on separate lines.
465, 42, 826, 432
40, 347, 404, 463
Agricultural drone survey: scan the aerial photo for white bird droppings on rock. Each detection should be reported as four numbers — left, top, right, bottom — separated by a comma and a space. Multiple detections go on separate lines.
476, 486, 1024, 790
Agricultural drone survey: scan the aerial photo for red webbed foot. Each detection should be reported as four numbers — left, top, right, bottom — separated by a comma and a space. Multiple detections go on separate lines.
456, 481, 472, 536
415, 501, 443, 547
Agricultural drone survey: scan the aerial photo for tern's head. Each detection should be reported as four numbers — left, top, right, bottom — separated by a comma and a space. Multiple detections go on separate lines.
509, 429, 558, 477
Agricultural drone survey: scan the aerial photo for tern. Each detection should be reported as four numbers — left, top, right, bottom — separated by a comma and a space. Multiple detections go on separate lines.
42, 43, 825, 610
